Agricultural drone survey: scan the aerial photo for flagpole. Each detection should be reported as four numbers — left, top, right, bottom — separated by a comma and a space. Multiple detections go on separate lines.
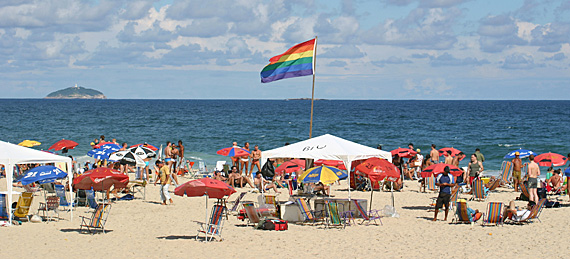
309, 36, 317, 139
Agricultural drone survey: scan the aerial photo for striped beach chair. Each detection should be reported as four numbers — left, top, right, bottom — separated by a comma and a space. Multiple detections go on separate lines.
471, 179, 488, 201
229, 192, 247, 213
487, 178, 502, 192
295, 198, 322, 224
80, 203, 112, 234
519, 181, 530, 200
426, 176, 438, 192
452, 201, 474, 224
324, 200, 346, 228
482, 202, 504, 226
242, 202, 261, 225
352, 199, 382, 226
195, 204, 226, 242
499, 161, 513, 187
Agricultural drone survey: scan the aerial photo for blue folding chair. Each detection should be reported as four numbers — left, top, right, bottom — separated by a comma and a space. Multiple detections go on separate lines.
55, 185, 75, 211
0, 193, 9, 220
85, 190, 98, 210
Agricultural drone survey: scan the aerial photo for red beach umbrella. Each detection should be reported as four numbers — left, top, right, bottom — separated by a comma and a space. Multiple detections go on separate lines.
175, 178, 236, 199
73, 167, 129, 191
275, 159, 305, 174
390, 148, 417, 159
216, 147, 250, 157
534, 152, 568, 167
439, 147, 463, 159
130, 143, 159, 151
355, 157, 400, 182
49, 139, 79, 151
421, 164, 463, 178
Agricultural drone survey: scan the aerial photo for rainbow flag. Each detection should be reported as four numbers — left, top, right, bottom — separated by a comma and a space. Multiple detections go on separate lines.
260, 38, 316, 83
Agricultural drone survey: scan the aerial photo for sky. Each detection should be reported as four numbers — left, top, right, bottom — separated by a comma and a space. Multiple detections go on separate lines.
0, 0, 569, 100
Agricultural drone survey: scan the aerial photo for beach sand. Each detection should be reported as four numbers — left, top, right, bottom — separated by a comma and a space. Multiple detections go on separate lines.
1, 176, 568, 259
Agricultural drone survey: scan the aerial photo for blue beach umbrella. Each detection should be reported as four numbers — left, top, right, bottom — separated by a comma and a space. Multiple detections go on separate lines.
504, 149, 537, 159
298, 165, 348, 185
564, 167, 570, 177
99, 143, 121, 151
87, 148, 115, 160
17, 165, 67, 185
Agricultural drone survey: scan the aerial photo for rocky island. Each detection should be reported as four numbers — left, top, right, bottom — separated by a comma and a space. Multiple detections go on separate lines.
45, 84, 106, 99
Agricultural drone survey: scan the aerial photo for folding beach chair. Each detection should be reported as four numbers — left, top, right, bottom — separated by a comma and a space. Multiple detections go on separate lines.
482, 202, 504, 226
13, 192, 34, 221
426, 176, 438, 192
0, 193, 8, 220
128, 180, 146, 200
80, 203, 112, 234
447, 186, 460, 211
499, 161, 513, 187
195, 204, 226, 242
55, 184, 74, 211
452, 201, 475, 224
242, 202, 262, 225
487, 178, 502, 192
524, 198, 547, 224
324, 200, 347, 229
261, 194, 279, 218
519, 182, 530, 200
295, 198, 323, 224
229, 192, 247, 213
352, 199, 382, 226
38, 196, 60, 222
471, 179, 488, 201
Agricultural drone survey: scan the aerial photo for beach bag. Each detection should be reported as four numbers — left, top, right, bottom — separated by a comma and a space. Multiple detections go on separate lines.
272, 219, 288, 231
261, 159, 275, 179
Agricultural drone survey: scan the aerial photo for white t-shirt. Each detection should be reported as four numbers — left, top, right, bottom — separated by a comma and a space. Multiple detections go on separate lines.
513, 210, 531, 221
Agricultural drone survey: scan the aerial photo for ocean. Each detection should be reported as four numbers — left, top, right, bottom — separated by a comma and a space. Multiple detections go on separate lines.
1, 99, 569, 175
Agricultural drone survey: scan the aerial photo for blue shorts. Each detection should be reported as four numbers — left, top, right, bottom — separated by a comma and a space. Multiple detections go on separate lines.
165, 158, 173, 162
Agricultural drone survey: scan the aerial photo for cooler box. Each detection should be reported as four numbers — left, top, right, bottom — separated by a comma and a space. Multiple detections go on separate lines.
282, 203, 303, 222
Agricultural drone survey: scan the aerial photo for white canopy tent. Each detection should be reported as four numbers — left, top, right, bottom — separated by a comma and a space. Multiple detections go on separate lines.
0, 140, 73, 225
261, 134, 392, 199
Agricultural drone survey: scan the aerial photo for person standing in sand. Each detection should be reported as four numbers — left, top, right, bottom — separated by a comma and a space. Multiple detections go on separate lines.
230, 142, 239, 167
527, 155, 540, 204
430, 144, 439, 163
177, 140, 185, 175
466, 154, 483, 187
250, 145, 262, 174
433, 166, 455, 221
154, 160, 173, 205
240, 142, 251, 177
512, 152, 523, 192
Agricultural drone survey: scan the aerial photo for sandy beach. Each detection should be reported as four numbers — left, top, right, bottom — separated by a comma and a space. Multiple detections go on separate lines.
1, 174, 568, 259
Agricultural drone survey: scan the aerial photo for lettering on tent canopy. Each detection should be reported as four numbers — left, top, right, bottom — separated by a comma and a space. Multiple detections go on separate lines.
302, 145, 326, 152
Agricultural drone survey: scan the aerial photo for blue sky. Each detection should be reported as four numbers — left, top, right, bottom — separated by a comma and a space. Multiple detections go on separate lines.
0, 0, 569, 99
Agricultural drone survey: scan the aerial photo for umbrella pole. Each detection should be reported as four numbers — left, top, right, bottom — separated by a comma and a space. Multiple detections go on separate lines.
369, 179, 374, 212
391, 182, 395, 208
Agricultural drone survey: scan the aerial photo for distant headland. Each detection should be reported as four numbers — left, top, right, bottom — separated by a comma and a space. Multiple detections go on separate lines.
45, 84, 106, 99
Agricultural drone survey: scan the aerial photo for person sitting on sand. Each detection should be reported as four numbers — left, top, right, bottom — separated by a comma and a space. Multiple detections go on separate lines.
254, 173, 279, 193
546, 169, 564, 193
228, 166, 254, 188
213, 170, 228, 182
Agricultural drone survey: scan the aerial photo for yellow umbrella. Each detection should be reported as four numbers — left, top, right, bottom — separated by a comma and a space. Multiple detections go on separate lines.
18, 140, 41, 147
298, 165, 348, 185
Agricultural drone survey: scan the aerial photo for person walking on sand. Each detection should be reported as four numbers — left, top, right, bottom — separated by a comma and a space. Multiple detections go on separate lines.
430, 144, 439, 163
154, 160, 173, 205
512, 152, 523, 192
466, 154, 483, 187
527, 155, 540, 204
433, 166, 455, 221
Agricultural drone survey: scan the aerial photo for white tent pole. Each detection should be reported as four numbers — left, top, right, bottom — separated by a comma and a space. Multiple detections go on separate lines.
7, 160, 13, 226
345, 160, 353, 200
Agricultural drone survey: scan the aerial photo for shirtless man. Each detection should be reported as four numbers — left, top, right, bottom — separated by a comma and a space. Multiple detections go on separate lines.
512, 152, 523, 192
240, 142, 251, 177
177, 140, 185, 175
546, 169, 563, 192
527, 155, 540, 204
170, 144, 180, 186
429, 144, 439, 163
230, 142, 239, 167
250, 145, 262, 174
452, 152, 464, 167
